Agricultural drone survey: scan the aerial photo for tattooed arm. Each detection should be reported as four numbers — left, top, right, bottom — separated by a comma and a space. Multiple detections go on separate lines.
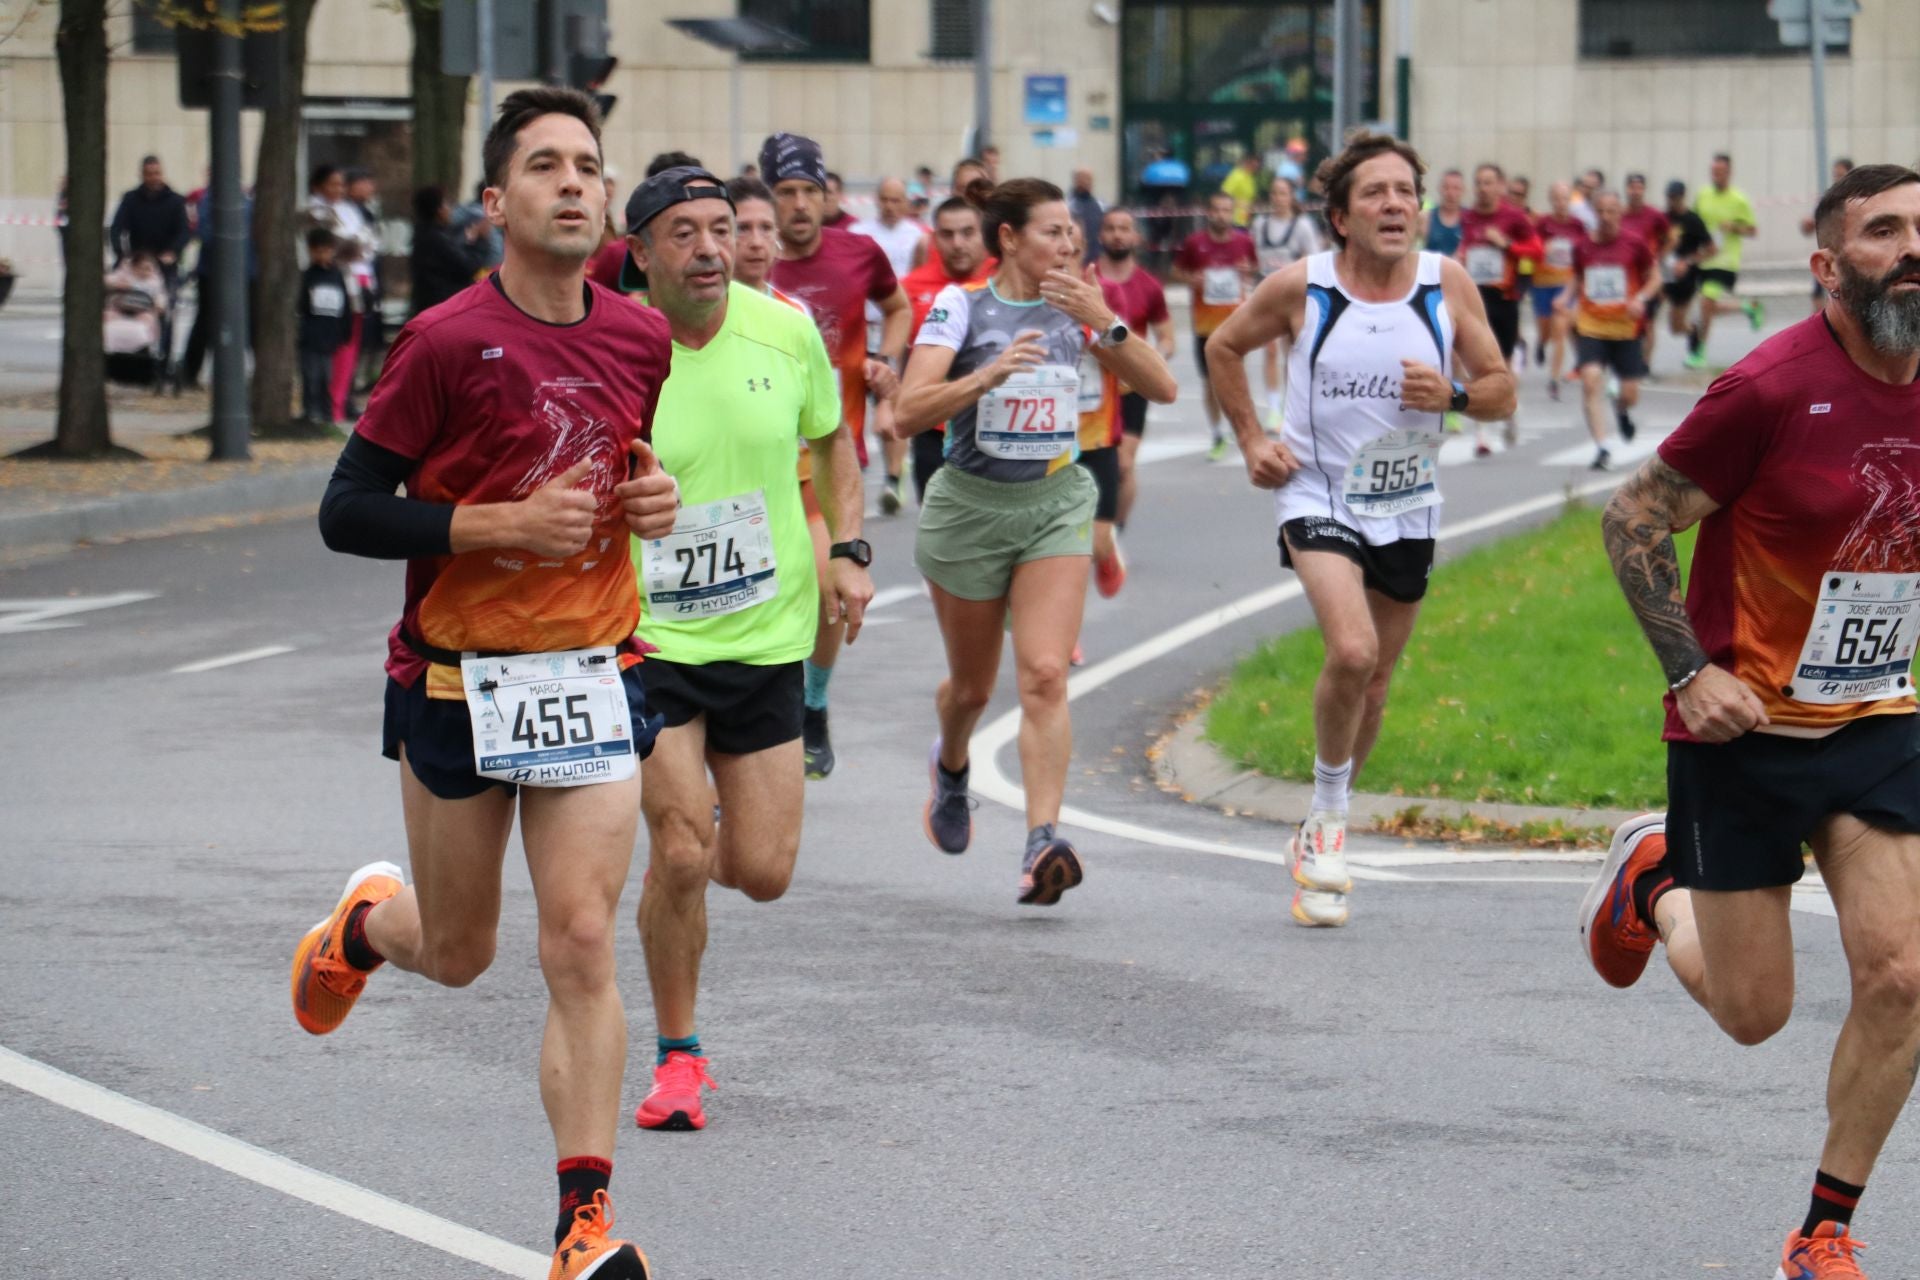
1602, 457, 1770, 742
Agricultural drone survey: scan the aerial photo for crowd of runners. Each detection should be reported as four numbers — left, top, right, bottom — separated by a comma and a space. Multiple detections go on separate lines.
292, 85, 1920, 1279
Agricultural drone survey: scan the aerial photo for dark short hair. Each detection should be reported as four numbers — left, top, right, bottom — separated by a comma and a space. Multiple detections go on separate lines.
825, 171, 844, 189
1442, 168, 1463, 179
933, 195, 977, 222
1712, 152, 1731, 165
309, 163, 339, 192
306, 227, 337, 250
1208, 190, 1234, 206
1317, 133, 1428, 249
1474, 161, 1505, 181
141, 154, 161, 168
1099, 205, 1135, 227
345, 168, 372, 186
1814, 163, 1920, 251
952, 157, 989, 187
726, 175, 774, 207
647, 150, 703, 177
1835, 157, 1855, 173
412, 185, 445, 222
1583, 168, 1604, 184
980, 177, 1064, 255
481, 87, 602, 190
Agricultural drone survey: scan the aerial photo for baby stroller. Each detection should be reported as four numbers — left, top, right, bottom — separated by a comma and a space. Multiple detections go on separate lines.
102, 257, 178, 388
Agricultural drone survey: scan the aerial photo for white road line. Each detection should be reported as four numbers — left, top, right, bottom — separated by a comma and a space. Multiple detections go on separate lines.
866, 584, 924, 611
170, 645, 297, 674
0, 1045, 547, 1278
968, 478, 1626, 871
0, 593, 157, 635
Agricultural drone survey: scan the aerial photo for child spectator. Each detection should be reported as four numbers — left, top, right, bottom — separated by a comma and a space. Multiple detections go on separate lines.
298, 228, 352, 425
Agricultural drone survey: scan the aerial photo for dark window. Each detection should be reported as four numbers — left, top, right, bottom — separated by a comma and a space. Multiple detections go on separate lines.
739, 0, 869, 62
930, 0, 974, 60
131, 4, 179, 54
1580, 0, 1847, 58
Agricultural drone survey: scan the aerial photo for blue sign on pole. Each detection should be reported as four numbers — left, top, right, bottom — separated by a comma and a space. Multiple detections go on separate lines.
1024, 74, 1068, 126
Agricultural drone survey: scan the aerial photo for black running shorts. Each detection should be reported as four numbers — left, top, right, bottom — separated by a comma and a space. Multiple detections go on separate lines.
638, 657, 804, 756
1666, 713, 1920, 892
1698, 267, 1739, 298
1120, 390, 1150, 438
1077, 445, 1121, 522
1574, 335, 1649, 380
383, 665, 660, 801
1478, 287, 1521, 361
1663, 267, 1701, 307
1280, 517, 1435, 604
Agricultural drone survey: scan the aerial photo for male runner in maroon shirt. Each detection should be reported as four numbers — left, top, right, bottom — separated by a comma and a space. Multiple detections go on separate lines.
1586, 164, 1920, 1280
301, 87, 681, 1280
763, 132, 911, 780
1093, 206, 1175, 528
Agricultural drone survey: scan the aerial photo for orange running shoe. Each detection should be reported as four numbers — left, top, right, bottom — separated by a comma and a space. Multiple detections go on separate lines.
550, 1190, 651, 1280
290, 860, 403, 1036
1777, 1222, 1867, 1279
1094, 539, 1128, 599
634, 1051, 717, 1131
1577, 813, 1669, 989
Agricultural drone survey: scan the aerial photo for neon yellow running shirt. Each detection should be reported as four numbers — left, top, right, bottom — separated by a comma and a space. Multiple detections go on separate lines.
633, 282, 841, 665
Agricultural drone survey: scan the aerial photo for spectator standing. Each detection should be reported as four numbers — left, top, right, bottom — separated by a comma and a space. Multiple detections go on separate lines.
110, 155, 190, 284
408, 186, 492, 317
1067, 168, 1104, 265
344, 170, 388, 391
297, 228, 352, 425
450, 179, 505, 273
182, 184, 257, 388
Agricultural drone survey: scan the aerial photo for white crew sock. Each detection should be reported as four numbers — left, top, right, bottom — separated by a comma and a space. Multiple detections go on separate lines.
1311, 757, 1352, 816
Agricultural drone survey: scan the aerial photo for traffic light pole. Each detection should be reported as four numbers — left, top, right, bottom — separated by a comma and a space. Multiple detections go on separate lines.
1809, 10, 1830, 196
972, 0, 991, 155
478, 0, 495, 126
208, 0, 249, 460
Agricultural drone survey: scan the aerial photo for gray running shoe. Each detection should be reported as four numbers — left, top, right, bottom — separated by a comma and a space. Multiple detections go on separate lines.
923, 738, 974, 854
1018, 836, 1084, 906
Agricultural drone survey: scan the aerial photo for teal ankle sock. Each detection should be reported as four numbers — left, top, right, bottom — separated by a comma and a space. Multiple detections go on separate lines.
657, 1034, 701, 1065
803, 660, 833, 711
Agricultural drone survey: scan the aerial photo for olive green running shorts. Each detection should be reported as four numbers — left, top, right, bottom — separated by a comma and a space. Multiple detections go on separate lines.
914, 463, 1096, 601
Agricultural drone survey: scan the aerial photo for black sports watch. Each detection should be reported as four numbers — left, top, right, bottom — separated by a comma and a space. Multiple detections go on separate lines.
829, 539, 873, 567
1448, 380, 1470, 413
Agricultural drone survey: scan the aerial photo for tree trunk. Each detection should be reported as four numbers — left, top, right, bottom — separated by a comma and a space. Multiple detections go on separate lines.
52, 0, 111, 457
248, 0, 317, 435
409, 1, 470, 199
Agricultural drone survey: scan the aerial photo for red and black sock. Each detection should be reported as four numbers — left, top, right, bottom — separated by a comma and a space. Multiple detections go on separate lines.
556, 1156, 612, 1246
1630, 867, 1675, 931
1804, 1169, 1864, 1236
340, 901, 385, 973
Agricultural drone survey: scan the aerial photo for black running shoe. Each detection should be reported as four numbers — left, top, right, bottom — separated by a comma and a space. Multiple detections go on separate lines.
802, 706, 835, 779
1616, 409, 1637, 442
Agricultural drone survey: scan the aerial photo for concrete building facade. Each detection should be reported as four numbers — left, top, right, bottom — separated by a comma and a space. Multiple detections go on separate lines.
1, 0, 1913, 278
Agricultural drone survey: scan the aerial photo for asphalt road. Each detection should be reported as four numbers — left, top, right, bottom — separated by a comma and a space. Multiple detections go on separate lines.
4, 306, 1910, 1279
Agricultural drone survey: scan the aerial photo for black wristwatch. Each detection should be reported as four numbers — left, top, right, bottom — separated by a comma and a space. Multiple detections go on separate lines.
1448, 380, 1470, 413
829, 539, 873, 567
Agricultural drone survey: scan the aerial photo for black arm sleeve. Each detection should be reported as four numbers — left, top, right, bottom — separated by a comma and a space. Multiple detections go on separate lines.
317, 433, 457, 560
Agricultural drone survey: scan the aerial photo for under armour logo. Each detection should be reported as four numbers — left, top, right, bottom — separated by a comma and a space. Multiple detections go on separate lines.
746, 377, 771, 391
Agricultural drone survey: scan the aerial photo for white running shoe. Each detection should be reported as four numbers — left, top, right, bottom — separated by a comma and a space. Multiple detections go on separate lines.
1291, 887, 1350, 928
1290, 809, 1350, 892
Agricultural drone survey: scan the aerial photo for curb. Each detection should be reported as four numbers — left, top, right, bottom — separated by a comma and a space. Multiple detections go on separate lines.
1154, 714, 1640, 833
0, 463, 333, 554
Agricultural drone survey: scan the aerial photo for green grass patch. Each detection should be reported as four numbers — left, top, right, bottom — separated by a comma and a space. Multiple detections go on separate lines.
1205, 504, 1693, 811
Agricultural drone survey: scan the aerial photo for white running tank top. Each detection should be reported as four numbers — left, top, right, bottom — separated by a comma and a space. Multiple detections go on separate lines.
1276, 250, 1455, 544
